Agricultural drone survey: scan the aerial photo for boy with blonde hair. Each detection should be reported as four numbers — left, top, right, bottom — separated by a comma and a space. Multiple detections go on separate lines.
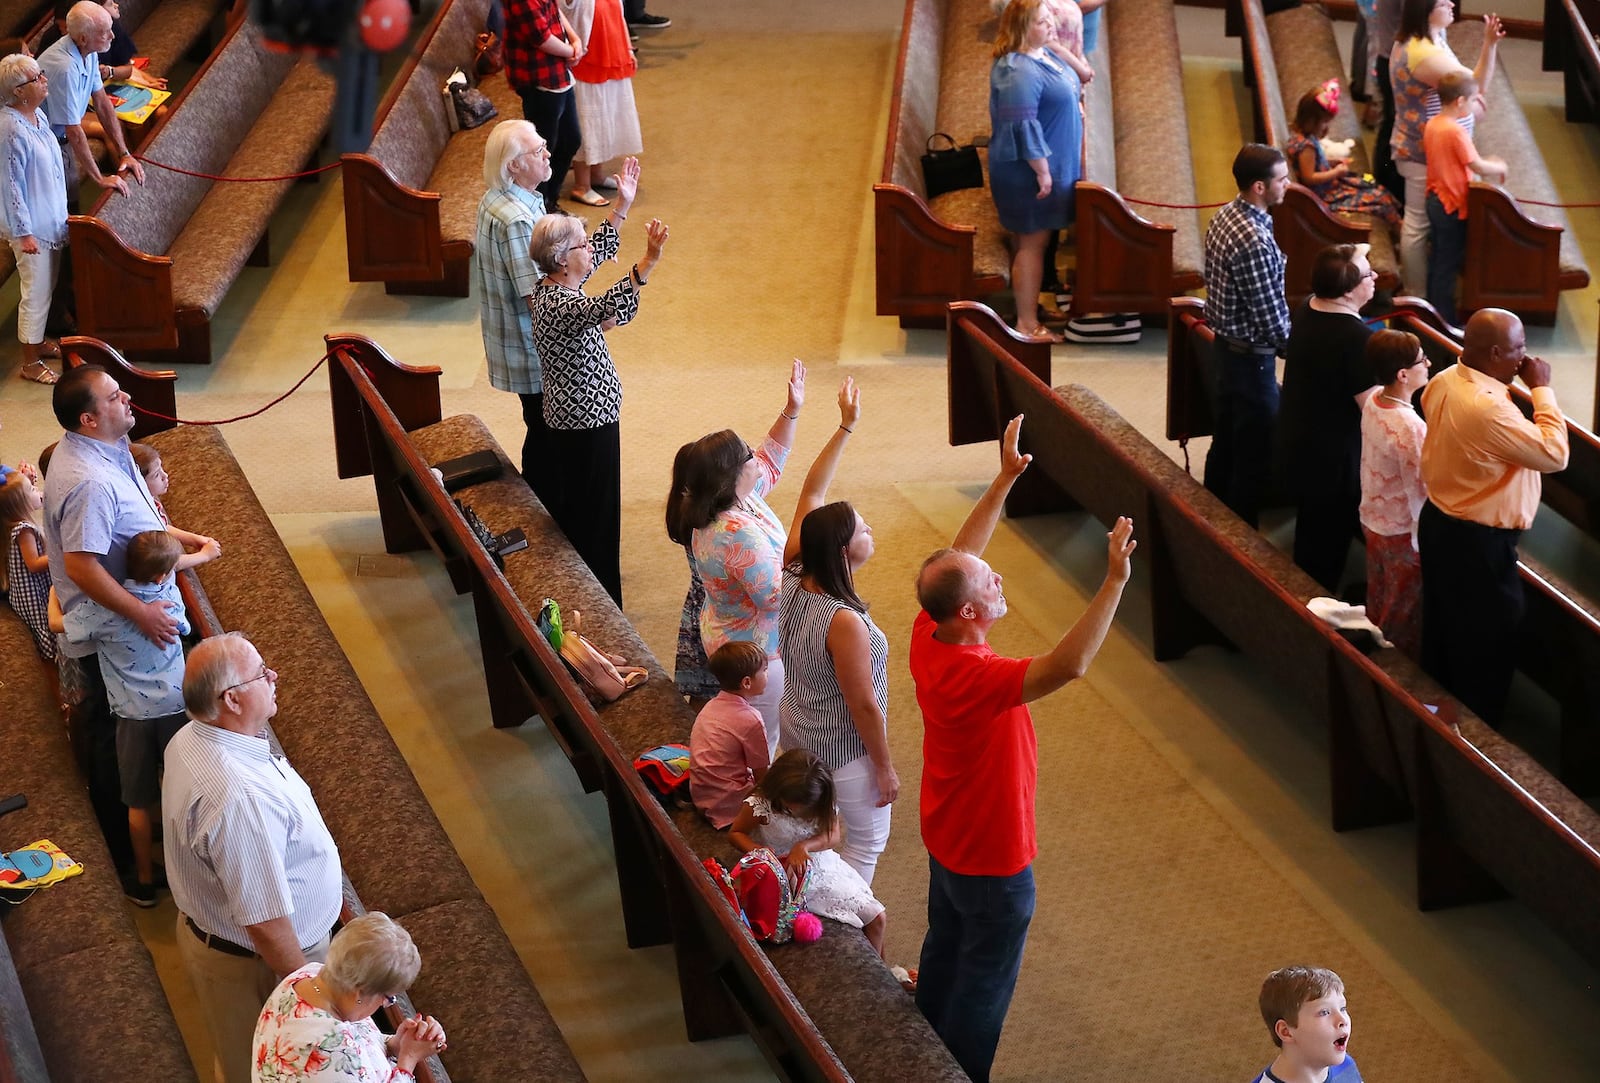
1423, 70, 1506, 324
1253, 965, 1362, 1082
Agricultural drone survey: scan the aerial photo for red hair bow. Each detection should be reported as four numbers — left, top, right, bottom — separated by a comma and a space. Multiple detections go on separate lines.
1314, 78, 1341, 115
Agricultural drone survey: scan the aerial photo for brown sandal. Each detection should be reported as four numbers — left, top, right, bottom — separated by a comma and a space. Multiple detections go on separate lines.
19, 359, 59, 384
36, 338, 60, 359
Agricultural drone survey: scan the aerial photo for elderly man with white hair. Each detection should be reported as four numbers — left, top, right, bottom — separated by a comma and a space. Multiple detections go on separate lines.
163, 632, 342, 1083
36, 0, 144, 197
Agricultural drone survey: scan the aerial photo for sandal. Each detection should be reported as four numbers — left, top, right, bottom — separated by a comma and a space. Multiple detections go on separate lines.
591, 175, 618, 191
36, 338, 60, 359
1017, 326, 1064, 344
19, 359, 58, 384
568, 188, 611, 208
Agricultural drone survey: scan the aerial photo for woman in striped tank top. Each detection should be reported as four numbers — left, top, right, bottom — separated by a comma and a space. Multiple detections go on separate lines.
1388, 0, 1503, 295
777, 379, 899, 886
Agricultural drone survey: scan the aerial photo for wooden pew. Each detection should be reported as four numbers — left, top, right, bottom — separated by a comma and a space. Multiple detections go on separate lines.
1547, 0, 1600, 124
947, 298, 1600, 967
326, 333, 969, 1083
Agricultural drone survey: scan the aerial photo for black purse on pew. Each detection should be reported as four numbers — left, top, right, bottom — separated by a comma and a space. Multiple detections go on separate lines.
921, 132, 983, 199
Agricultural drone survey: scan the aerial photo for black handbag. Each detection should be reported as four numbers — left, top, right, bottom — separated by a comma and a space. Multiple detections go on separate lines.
920, 132, 983, 199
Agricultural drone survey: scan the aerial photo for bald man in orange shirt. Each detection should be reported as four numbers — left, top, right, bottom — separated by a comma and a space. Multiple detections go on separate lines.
1417, 308, 1568, 724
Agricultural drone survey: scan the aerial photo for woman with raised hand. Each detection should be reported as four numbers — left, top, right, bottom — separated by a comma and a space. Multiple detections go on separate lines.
0, 52, 67, 385
667, 360, 808, 755
778, 377, 898, 885
529, 155, 667, 606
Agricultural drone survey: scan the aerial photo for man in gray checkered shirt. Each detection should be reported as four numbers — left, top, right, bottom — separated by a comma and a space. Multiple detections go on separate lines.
1202, 143, 1292, 527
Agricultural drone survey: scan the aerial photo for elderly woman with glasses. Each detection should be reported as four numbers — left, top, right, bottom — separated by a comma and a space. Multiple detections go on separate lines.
0, 52, 67, 385
252, 912, 447, 1083
528, 155, 666, 606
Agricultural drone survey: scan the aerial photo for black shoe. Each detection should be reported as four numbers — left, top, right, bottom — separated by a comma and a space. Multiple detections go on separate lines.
124, 878, 158, 908
628, 12, 671, 28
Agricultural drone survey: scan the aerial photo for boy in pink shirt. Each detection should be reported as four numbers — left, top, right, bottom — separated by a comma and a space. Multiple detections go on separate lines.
690, 641, 771, 828
1423, 71, 1505, 324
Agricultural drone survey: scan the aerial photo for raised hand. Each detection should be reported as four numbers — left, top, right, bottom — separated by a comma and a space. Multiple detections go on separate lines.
1106, 515, 1137, 585
999, 414, 1032, 479
643, 218, 668, 261
787, 357, 807, 415
612, 156, 642, 213
1483, 12, 1505, 43
837, 375, 859, 431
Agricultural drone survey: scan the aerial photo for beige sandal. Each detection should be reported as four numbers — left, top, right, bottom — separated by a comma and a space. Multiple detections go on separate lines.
19, 359, 58, 384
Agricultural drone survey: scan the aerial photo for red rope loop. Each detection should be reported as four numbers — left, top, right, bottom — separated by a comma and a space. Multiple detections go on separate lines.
130, 351, 333, 425
1120, 196, 1230, 209
132, 155, 342, 183
1516, 198, 1600, 209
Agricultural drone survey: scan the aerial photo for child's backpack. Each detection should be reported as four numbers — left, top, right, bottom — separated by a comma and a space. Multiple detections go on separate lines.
703, 847, 814, 944
634, 744, 692, 806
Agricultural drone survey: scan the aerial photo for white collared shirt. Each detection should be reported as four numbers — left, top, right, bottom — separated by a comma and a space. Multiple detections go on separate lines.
162, 720, 342, 952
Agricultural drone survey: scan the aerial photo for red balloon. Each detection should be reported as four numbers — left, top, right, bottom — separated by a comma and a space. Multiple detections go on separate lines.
359, 0, 411, 52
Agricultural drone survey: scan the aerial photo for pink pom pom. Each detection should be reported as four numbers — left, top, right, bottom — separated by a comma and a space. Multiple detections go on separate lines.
793, 912, 823, 943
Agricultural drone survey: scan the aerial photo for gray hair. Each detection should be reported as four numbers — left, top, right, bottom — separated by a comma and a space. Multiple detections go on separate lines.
321, 912, 421, 1000
65, 1, 109, 40
0, 54, 37, 97
482, 119, 543, 189
182, 632, 253, 722
529, 213, 586, 276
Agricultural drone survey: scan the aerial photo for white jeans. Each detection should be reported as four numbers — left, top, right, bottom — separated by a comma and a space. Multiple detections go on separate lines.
747, 654, 784, 761
1396, 159, 1430, 297
833, 753, 892, 886
10, 241, 60, 344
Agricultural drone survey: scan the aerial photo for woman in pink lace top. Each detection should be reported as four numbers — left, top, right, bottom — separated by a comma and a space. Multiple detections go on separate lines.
1358, 330, 1431, 656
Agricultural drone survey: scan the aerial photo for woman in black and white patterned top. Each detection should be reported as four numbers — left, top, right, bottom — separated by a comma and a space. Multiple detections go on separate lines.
777, 378, 899, 886
528, 157, 668, 605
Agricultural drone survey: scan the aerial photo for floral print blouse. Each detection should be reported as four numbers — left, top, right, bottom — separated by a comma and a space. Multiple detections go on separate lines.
253, 964, 413, 1083
691, 435, 790, 658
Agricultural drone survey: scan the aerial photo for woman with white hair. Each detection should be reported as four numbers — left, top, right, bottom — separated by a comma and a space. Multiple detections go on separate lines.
252, 912, 446, 1082
527, 154, 665, 606
0, 52, 67, 384
475, 118, 557, 501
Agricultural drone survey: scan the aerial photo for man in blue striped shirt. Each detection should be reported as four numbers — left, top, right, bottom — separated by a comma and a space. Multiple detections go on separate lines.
1202, 143, 1291, 527
163, 633, 342, 1083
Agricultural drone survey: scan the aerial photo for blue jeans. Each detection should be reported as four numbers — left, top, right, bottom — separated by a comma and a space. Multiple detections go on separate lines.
1202, 340, 1279, 528
915, 857, 1036, 1083
1426, 191, 1467, 325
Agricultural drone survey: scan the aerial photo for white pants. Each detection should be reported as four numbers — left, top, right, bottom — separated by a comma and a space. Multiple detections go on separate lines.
176, 912, 328, 1083
1396, 159, 1430, 297
10, 241, 60, 344
747, 654, 785, 761
833, 753, 892, 886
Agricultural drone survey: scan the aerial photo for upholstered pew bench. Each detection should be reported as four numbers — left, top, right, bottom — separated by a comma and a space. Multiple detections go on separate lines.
341, 0, 522, 295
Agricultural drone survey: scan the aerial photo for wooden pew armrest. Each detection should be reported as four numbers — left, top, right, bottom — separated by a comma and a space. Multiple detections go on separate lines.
341, 153, 445, 283
1073, 182, 1179, 316
1462, 182, 1569, 318
68, 214, 177, 351
873, 182, 977, 321
325, 332, 443, 480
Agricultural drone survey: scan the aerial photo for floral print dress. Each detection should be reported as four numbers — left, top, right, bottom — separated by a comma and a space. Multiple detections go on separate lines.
1286, 132, 1401, 230
253, 964, 413, 1083
691, 435, 791, 658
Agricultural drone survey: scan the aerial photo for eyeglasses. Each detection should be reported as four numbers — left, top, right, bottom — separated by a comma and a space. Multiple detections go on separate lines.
14, 71, 42, 88
382, 993, 398, 1007
1362, 269, 1379, 280
219, 665, 272, 698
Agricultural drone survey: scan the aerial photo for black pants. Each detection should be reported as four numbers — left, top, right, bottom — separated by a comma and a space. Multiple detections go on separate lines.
1373, 55, 1402, 198
517, 392, 557, 509
1203, 339, 1279, 528
1292, 452, 1361, 594
519, 86, 581, 209
68, 659, 135, 875
546, 421, 623, 607
1418, 501, 1523, 725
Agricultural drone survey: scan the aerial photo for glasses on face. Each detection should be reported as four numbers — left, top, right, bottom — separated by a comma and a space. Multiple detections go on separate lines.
1362, 269, 1378, 280
382, 993, 398, 1007
15, 71, 42, 89
219, 665, 272, 698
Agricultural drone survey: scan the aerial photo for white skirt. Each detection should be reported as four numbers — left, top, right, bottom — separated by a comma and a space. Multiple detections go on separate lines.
572, 79, 643, 165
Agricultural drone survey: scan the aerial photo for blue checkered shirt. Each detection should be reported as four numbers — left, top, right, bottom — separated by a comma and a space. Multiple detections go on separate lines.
475, 184, 546, 394
1203, 197, 1290, 350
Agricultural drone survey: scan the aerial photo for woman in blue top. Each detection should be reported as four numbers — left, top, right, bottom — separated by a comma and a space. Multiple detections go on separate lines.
0, 52, 67, 384
988, 0, 1082, 343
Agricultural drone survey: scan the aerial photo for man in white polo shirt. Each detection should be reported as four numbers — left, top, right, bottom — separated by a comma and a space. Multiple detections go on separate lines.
163, 633, 341, 1083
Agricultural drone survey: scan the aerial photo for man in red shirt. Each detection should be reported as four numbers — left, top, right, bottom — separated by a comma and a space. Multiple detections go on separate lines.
503, 0, 584, 206
909, 415, 1135, 1081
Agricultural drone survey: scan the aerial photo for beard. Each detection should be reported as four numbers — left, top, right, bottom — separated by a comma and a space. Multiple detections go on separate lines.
976, 594, 1007, 621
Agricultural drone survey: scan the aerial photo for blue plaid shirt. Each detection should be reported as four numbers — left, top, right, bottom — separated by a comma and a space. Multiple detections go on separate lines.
475, 184, 546, 395
1203, 197, 1290, 350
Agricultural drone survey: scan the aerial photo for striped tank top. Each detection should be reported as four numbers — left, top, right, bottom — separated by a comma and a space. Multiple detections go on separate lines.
1390, 36, 1473, 164
777, 568, 889, 772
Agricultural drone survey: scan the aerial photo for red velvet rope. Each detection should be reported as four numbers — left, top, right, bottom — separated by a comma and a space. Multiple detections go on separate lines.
132, 155, 342, 183
1120, 196, 1229, 209
130, 352, 333, 425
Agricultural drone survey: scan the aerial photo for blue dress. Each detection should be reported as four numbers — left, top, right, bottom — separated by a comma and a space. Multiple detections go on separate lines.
988, 51, 1081, 234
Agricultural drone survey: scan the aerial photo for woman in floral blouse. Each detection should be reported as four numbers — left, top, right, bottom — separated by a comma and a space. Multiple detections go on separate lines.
529, 155, 668, 606
667, 360, 813, 756
252, 912, 445, 1083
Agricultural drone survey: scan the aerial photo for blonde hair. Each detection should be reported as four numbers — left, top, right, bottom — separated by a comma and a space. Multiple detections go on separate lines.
993, 0, 1047, 59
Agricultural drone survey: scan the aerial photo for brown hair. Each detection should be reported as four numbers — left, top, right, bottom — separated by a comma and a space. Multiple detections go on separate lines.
1367, 329, 1424, 385
916, 548, 972, 621
125, 529, 182, 583
707, 640, 767, 692
1309, 244, 1362, 300
1293, 89, 1334, 137
1259, 965, 1345, 1047
666, 430, 749, 544
0, 473, 34, 535
795, 501, 867, 613
992, 0, 1045, 59
1231, 143, 1286, 191
1437, 70, 1476, 105
755, 749, 837, 839
130, 443, 160, 478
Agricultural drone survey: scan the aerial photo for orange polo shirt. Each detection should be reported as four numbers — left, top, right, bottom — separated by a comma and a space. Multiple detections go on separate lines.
1420, 363, 1569, 530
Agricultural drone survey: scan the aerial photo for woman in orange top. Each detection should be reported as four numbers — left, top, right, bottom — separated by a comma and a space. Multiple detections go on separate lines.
561, 0, 643, 207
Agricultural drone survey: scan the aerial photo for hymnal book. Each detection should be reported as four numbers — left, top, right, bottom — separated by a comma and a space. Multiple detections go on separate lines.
434, 450, 502, 493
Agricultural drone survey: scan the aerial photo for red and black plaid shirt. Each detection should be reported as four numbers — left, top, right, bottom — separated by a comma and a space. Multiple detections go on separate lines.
503, 0, 571, 93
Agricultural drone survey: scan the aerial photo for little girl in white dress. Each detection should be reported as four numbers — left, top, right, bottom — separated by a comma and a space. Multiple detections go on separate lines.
729, 748, 887, 956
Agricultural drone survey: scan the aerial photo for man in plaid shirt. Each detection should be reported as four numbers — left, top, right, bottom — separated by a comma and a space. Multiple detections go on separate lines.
1202, 143, 1291, 528
504, 0, 582, 206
